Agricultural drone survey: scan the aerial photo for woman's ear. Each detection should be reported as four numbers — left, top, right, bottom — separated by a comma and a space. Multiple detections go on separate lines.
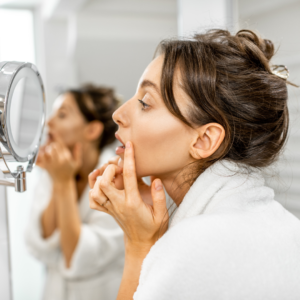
190, 123, 225, 160
84, 121, 104, 142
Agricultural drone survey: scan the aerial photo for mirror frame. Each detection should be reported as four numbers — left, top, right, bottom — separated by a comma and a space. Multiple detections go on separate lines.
0, 61, 45, 178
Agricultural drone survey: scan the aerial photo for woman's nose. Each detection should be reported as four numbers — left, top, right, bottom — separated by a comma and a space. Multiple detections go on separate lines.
112, 103, 129, 127
46, 116, 54, 128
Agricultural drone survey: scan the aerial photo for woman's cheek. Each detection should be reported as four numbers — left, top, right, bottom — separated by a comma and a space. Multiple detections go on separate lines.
135, 125, 190, 177
133, 139, 166, 177
59, 122, 82, 146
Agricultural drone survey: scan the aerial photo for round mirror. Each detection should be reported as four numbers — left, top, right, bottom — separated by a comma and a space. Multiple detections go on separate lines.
7, 67, 44, 160
0, 61, 45, 182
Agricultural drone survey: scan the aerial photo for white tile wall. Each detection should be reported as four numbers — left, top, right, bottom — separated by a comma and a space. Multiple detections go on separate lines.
238, 0, 300, 218
0, 173, 12, 300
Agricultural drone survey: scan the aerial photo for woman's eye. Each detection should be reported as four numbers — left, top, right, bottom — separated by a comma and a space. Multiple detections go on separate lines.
138, 99, 150, 111
58, 112, 66, 118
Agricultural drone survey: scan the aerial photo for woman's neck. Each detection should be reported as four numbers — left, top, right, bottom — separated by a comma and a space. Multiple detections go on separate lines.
160, 168, 192, 207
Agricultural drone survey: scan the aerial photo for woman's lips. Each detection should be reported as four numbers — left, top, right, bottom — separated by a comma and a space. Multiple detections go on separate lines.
47, 132, 54, 142
115, 145, 125, 155
115, 132, 125, 155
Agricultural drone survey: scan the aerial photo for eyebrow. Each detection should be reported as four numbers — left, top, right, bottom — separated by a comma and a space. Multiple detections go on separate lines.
59, 104, 71, 112
140, 79, 161, 95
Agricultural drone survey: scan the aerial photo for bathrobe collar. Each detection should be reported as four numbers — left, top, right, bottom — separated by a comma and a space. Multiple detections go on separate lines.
170, 160, 273, 228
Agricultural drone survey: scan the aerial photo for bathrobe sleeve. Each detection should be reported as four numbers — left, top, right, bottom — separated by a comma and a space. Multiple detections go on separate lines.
57, 142, 125, 279
58, 209, 124, 279
26, 144, 125, 280
25, 168, 124, 279
24, 168, 61, 266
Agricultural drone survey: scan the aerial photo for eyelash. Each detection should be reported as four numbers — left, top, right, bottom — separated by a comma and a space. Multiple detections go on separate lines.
138, 99, 150, 111
58, 112, 66, 118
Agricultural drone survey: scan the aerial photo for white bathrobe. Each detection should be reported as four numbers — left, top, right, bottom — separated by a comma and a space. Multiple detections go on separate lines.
25, 142, 124, 300
134, 160, 300, 300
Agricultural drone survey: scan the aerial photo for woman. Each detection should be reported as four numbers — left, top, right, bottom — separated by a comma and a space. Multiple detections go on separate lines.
25, 85, 124, 300
89, 30, 300, 300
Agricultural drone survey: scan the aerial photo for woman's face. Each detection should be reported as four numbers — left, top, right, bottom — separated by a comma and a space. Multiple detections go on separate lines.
47, 93, 87, 148
113, 55, 196, 179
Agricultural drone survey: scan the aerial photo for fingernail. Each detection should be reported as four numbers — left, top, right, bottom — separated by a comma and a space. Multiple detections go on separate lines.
126, 141, 131, 149
155, 180, 163, 191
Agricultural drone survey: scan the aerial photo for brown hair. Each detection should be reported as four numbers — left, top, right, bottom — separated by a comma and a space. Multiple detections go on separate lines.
65, 84, 120, 150
156, 29, 297, 186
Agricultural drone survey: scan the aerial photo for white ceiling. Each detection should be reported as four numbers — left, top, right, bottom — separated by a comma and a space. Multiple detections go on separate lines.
0, 0, 42, 8
82, 0, 177, 15
0, 0, 90, 19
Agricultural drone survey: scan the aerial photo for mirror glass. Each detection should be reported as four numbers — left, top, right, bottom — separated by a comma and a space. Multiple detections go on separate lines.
8, 67, 43, 161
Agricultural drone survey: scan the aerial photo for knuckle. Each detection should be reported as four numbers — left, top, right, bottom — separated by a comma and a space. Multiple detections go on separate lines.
90, 201, 98, 210
108, 156, 120, 164
126, 199, 135, 209
89, 201, 95, 209
89, 192, 95, 202
99, 179, 109, 189
107, 164, 114, 172
89, 190, 98, 201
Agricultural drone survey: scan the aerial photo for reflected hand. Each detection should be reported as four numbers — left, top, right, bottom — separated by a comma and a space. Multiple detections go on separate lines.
36, 134, 82, 182
88, 142, 169, 251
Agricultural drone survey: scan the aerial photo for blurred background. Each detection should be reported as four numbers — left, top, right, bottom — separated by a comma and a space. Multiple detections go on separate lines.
0, 0, 299, 299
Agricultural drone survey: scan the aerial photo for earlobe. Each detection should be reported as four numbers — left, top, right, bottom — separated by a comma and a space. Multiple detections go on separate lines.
190, 123, 225, 160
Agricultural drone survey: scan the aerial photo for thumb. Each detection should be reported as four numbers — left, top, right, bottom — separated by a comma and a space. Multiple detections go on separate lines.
151, 179, 168, 220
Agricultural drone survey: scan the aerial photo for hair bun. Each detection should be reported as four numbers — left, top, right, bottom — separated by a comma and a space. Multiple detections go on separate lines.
236, 29, 275, 63
260, 38, 275, 61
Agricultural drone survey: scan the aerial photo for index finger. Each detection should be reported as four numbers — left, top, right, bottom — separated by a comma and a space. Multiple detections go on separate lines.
102, 164, 123, 186
108, 156, 122, 166
88, 160, 121, 189
123, 141, 139, 198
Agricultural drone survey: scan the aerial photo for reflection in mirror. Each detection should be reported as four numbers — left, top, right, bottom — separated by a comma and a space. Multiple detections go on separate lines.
10, 75, 42, 150
10, 77, 25, 147
8, 67, 43, 160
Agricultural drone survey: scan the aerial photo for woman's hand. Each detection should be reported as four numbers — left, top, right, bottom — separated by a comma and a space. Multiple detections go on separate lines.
37, 135, 82, 183
90, 155, 124, 190
88, 141, 169, 251
89, 155, 154, 205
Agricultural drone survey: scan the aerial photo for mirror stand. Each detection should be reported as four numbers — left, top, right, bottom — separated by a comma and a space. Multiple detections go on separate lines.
0, 61, 45, 193
0, 166, 26, 192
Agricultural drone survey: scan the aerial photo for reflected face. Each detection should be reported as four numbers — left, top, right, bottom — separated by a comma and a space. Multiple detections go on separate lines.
113, 55, 195, 179
47, 93, 87, 148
